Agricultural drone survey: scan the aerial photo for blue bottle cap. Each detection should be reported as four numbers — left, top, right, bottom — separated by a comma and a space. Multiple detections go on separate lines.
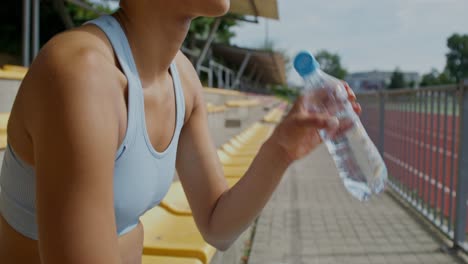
294, 51, 320, 77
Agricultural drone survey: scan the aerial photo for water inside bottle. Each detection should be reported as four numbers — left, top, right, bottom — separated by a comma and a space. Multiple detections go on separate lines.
321, 121, 387, 201
304, 86, 387, 201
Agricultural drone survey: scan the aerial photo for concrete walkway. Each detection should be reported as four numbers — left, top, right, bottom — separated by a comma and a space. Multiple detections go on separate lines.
248, 145, 463, 264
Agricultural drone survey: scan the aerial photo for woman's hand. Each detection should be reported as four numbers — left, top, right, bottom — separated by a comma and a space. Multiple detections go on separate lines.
268, 82, 361, 163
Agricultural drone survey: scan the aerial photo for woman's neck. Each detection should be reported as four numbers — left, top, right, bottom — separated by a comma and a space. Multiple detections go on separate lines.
113, 4, 192, 87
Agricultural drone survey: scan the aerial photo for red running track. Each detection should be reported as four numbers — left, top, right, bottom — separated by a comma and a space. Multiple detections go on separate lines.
361, 107, 467, 231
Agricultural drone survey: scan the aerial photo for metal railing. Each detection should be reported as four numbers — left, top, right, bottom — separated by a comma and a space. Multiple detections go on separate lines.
357, 82, 468, 252
195, 60, 237, 89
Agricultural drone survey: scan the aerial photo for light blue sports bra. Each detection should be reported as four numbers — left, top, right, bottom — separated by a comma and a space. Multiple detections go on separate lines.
0, 15, 185, 240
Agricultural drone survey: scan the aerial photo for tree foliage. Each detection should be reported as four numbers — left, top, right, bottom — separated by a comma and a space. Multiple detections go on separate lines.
0, 0, 240, 63
272, 84, 299, 102
446, 33, 468, 82
256, 39, 291, 73
314, 50, 347, 79
420, 69, 439, 87
420, 68, 455, 87
0, 0, 22, 57
67, 1, 113, 26
184, 16, 240, 51
388, 68, 406, 89
0, 0, 112, 62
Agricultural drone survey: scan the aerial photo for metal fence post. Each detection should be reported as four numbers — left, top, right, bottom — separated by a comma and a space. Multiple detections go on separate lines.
196, 17, 221, 74
32, 0, 40, 59
454, 80, 468, 249
207, 62, 213, 88
22, 0, 31, 66
378, 91, 386, 155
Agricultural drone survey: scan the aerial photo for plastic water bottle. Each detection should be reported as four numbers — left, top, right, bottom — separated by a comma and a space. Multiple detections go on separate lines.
293, 51, 387, 201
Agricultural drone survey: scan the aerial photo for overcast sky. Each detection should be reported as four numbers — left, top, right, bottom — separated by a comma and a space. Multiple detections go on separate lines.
231, 0, 468, 84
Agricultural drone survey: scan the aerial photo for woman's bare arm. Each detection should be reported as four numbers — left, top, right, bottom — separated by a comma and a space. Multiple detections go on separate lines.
25, 35, 124, 264
175, 53, 339, 250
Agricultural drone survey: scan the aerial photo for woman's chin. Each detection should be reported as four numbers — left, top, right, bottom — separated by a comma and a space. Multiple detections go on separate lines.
197, 0, 231, 17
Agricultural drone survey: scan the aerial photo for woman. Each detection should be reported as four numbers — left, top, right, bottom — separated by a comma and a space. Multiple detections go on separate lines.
0, 0, 360, 263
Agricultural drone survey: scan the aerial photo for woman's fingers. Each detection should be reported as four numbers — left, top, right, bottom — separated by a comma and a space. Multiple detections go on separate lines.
295, 113, 339, 130
289, 82, 360, 131
342, 81, 361, 114
342, 81, 356, 101
352, 101, 362, 114
327, 118, 354, 139
290, 95, 306, 113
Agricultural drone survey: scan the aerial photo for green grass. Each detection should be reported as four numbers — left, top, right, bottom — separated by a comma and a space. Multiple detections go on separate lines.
359, 93, 461, 115
383, 102, 460, 115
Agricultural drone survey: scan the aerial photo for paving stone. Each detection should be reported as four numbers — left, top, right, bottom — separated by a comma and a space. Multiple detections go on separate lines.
248, 145, 461, 264
399, 254, 421, 264
367, 255, 388, 264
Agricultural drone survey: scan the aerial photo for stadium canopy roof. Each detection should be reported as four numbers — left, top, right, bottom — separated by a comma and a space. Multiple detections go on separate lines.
64, 0, 280, 20
20, 0, 280, 68
229, 0, 280, 20
211, 44, 286, 85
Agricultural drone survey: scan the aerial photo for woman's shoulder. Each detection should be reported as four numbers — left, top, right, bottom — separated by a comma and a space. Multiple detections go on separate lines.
173, 51, 206, 121
173, 51, 201, 91
16, 25, 126, 133
20, 25, 126, 106
33, 25, 123, 86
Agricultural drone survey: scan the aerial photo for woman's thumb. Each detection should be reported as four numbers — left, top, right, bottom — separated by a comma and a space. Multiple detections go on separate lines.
290, 96, 306, 113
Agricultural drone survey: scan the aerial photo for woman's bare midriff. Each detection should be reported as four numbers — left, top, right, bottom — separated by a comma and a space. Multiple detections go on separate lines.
0, 214, 144, 264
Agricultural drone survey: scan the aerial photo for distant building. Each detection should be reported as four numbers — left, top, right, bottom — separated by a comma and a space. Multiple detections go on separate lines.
345, 71, 420, 92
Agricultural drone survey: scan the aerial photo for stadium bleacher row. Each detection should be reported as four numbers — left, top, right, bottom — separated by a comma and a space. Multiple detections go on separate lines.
0, 64, 28, 80
0, 65, 288, 263
0, 107, 285, 264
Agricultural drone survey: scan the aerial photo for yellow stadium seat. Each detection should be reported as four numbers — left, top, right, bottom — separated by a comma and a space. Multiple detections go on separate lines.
225, 99, 259, 108
217, 150, 253, 166
222, 144, 259, 157
263, 107, 285, 123
206, 103, 226, 113
0, 113, 9, 132
161, 177, 241, 217
226, 177, 239, 187
0, 69, 26, 80
203, 87, 244, 96
242, 123, 262, 132
0, 113, 9, 149
234, 134, 265, 145
239, 123, 273, 136
160, 182, 191, 216
223, 166, 248, 178
3, 65, 28, 73
228, 138, 262, 150
142, 255, 203, 264
0, 133, 6, 150
141, 207, 216, 264
236, 126, 267, 137
235, 132, 271, 144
